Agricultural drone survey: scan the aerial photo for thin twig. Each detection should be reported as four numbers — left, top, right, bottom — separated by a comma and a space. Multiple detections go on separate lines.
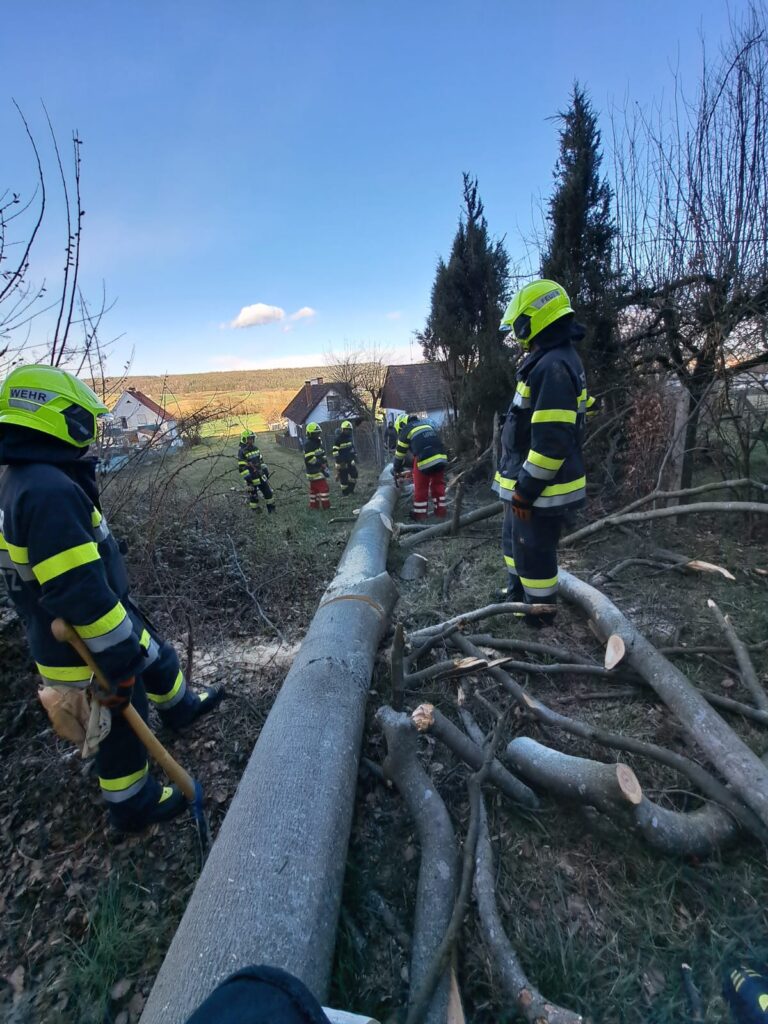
225, 535, 285, 643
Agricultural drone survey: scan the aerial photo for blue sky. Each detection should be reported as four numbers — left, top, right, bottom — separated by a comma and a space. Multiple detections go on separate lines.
2, 0, 739, 375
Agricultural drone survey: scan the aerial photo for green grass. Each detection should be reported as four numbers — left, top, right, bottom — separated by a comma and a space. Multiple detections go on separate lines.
200, 411, 268, 437
63, 870, 152, 1024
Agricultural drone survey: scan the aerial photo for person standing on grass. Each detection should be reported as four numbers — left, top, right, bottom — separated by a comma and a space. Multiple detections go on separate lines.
237, 430, 276, 513
331, 419, 358, 497
494, 279, 591, 628
0, 365, 224, 833
303, 421, 331, 510
392, 412, 448, 521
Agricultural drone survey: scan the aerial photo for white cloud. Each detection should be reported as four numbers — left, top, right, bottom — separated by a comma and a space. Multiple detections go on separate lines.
228, 303, 286, 329
290, 306, 317, 321
385, 311, 402, 320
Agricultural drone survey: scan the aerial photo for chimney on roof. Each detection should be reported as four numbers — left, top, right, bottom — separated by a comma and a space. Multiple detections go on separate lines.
128, 386, 136, 393
304, 380, 313, 405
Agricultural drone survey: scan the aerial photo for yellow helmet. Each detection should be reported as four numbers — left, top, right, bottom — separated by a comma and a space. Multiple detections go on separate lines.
394, 413, 408, 432
306, 421, 322, 435
0, 364, 109, 447
500, 279, 573, 350
340, 420, 352, 431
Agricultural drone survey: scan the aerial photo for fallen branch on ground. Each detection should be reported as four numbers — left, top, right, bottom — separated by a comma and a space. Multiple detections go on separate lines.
409, 603, 556, 641
404, 713, 505, 1024
558, 570, 768, 831
707, 599, 768, 711
376, 706, 458, 1024
474, 795, 584, 1023
563, 500, 768, 547
506, 737, 742, 857
400, 501, 503, 548
451, 633, 768, 847
411, 703, 538, 808
390, 623, 406, 712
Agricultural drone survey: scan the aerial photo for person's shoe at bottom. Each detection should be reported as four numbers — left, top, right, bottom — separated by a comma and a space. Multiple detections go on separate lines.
109, 780, 187, 834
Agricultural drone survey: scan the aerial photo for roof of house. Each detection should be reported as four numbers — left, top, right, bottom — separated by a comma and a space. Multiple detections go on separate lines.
122, 387, 174, 423
281, 380, 347, 424
381, 362, 450, 413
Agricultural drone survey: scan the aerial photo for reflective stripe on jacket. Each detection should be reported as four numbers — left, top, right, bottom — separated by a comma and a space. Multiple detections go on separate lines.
494, 337, 588, 514
0, 455, 146, 687
393, 419, 447, 475
303, 439, 328, 480
237, 443, 265, 481
332, 428, 356, 464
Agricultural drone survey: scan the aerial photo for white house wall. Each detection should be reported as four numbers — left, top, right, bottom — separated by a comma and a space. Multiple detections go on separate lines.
286, 389, 347, 436
383, 406, 449, 428
112, 393, 178, 438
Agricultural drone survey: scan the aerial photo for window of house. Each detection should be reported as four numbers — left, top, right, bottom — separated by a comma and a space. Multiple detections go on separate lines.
120, 417, 128, 428
326, 394, 341, 415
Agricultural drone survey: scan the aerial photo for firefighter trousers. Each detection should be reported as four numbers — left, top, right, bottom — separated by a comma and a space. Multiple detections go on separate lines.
336, 461, 358, 496
308, 478, 330, 510
97, 615, 199, 823
246, 476, 274, 510
501, 502, 563, 604
412, 464, 446, 520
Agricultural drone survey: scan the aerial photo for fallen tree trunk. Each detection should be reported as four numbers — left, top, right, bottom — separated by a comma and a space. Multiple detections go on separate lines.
376, 706, 458, 1024
142, 469, 400, 1024
400, 501, 503, 548
558, 571, 768, 830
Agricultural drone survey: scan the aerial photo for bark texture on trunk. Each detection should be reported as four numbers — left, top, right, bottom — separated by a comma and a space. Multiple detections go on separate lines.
141, 470, 399, 1024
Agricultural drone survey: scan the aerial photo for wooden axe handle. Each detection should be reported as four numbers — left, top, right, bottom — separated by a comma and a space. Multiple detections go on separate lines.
51, 618, 197, 801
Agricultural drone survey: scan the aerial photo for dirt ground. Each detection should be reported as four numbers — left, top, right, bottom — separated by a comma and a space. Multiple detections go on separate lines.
1, 451, 767, 1023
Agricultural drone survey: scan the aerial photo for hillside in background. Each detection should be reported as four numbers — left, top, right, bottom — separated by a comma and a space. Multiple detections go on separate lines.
98, 365, 330, 426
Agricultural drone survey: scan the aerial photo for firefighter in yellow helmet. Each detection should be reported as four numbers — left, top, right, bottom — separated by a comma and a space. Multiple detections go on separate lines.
495, 280, 592, 627
0, 365, 224, 832
303, 422, 331, 510
332, 419, 358, 496
237, 430, 276, 513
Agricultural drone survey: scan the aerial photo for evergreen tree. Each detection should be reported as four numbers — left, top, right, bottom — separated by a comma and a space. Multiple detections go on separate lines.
417, 174, 512, 450
541, 84, 619, 390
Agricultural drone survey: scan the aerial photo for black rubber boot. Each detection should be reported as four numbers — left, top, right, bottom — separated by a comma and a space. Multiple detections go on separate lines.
109, 782, 187, 834
167, 686, 225, 731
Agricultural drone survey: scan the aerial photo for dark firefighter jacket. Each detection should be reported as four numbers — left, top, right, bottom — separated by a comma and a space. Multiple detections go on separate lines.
0, 426, 155, 689
331, 427, 356, 465
303, 436, 328, 480
494, 320, 590, 515
393, 418, 447, 475
237, 442, 268, 483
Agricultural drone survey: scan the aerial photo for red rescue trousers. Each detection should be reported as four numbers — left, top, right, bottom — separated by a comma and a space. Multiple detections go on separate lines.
412, 464, 446, 520
308, 478, 331, 510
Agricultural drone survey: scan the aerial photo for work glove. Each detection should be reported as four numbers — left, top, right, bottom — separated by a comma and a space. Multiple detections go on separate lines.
261, 465, 270, 478
511, 491, 533, 522
97, 676, 136, 709
322, 466, 330, 479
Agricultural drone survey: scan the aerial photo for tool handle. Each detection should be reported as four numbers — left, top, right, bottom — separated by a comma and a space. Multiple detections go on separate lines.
51, 618, 197, 801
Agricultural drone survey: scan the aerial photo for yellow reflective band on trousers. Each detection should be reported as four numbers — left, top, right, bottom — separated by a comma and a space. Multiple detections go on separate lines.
504, 555, 516, 568
36, 662, 92, 685
100, 763, 149, 803
417, 452, 446, 470
516, 382, 531, 397
527, 450, 564, 471
32, 541, 100, 584
147, 670, 185, 705
531, 409, 577, 425
519, 574, 559, 597
75, 601, 127, 639
91, 508, 103, 528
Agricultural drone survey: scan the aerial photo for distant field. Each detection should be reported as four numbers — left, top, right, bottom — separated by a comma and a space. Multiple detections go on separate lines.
94, 365, 330, 432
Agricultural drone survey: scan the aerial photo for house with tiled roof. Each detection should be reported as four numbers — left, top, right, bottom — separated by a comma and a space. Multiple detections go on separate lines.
281, 377, 353, 437
111, 387, 180, 442
380, 362, 451, 427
